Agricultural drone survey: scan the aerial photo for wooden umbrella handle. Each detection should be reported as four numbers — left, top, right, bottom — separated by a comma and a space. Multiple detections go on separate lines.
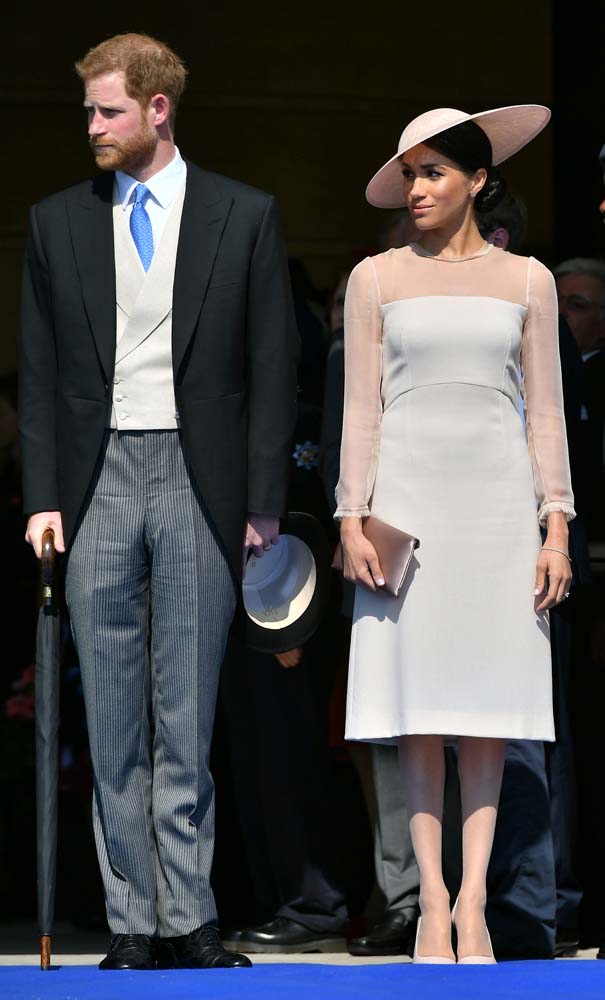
38, 528, 58, 969
40, 529, 55, 611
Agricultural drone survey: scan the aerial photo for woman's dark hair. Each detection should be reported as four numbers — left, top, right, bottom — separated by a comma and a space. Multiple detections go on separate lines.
424, 119, 508, 213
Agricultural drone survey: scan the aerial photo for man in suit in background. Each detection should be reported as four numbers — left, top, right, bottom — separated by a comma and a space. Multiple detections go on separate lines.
553, 257, 605, 540
18, 33, 298, 971
477, 198, 587, 958
320, 251, 421, 959
595, 150, 605, 962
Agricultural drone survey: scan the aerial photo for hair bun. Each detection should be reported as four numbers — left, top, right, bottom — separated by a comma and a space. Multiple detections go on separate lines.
474, 167, 508, 212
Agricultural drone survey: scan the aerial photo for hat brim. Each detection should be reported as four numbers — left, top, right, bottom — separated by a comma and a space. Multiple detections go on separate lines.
366, 104, 551, 209
231, 511, 333, 655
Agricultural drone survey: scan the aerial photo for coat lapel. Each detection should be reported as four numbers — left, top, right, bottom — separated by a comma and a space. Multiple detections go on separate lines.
67, 173, 116, 385
172, 163, 233, 378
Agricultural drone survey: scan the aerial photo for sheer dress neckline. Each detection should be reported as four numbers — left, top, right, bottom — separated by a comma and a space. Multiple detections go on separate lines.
409, 241, 494, 263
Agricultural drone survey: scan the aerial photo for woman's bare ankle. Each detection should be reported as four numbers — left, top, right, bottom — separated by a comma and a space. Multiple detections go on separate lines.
454, 887, 487, 914
419, 885, 451, 914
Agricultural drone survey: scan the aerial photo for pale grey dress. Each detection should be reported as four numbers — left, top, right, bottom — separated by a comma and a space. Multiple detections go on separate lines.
335, 243, 575, 743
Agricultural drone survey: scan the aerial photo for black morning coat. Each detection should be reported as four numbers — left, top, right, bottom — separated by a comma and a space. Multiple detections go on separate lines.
18, 161, 300, 580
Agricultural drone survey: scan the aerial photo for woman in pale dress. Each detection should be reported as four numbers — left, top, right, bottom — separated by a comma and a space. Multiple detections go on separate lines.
335, 106, 575, 963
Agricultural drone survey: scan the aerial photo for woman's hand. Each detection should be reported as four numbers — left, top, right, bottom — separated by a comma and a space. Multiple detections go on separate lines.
340, 518, 385, 592
534, 548, 572, 612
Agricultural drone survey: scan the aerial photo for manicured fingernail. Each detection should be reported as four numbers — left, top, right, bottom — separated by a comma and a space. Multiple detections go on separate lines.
534, 587, 541, 595
377, 578, 385, 586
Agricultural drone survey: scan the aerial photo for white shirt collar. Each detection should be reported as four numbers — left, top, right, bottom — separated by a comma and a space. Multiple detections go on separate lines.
115, 147, 186, 210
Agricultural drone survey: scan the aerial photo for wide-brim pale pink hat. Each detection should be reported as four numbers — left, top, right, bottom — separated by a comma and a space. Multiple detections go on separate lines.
366, 104, 551, 208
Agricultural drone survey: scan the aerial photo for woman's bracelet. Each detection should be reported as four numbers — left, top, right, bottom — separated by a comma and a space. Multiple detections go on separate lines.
541, 546, 572, 565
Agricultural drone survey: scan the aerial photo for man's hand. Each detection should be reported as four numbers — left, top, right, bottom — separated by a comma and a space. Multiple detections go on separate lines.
243, 512, 280, 575
25, 512, 65, 559
274, 647, 304, 669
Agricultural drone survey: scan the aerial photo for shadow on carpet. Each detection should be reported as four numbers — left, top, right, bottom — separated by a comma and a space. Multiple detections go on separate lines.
2, 961, 605, 1000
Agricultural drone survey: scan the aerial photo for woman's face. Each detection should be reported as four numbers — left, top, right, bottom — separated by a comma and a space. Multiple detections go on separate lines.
399, 143, 486, 232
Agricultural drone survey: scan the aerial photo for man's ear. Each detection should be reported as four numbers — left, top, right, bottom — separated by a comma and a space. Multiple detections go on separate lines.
150, 93, 170, 127
487, 226, 510, 250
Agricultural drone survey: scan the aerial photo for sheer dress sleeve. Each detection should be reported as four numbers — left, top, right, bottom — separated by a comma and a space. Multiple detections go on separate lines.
521, 257, 576, 525
334, 257, 383, 518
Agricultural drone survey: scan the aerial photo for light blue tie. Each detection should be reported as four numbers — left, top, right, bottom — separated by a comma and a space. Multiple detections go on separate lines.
130, 183, 154, 272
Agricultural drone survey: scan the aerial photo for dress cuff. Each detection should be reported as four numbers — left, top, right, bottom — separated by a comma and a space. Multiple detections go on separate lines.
333, 506, 370, 520
537, 501, 576, 527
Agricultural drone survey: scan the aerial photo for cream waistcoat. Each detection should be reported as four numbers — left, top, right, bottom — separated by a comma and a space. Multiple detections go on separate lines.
109, 179, 186, 429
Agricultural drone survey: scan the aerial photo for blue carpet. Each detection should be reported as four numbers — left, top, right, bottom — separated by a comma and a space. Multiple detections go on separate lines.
2, 961, 605, 1000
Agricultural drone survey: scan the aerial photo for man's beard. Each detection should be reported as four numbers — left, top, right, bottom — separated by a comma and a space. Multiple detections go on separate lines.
90, 117, 157, 174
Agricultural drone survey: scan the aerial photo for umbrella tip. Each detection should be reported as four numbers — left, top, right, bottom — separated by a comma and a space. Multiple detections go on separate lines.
40, 935, 51, 970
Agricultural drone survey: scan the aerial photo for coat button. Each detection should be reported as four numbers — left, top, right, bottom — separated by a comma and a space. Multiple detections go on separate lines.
115, 394, 123, 402
113, 376, 120, 384
119, 413, 127, 421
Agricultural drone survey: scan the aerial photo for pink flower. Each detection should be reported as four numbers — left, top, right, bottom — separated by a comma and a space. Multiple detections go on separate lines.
6, 693, 35, 720
12, 664, 36, 692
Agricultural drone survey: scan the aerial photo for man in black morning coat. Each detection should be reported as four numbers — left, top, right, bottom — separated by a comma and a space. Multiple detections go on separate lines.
18, 32, 298, 971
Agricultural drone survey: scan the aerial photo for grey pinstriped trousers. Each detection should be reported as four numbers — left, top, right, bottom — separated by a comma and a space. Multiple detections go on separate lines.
65, 430, 236, 936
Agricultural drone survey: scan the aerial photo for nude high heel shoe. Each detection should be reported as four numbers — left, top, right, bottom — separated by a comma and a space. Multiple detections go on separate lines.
413, 916, 456, 965
451, 900, 496, 965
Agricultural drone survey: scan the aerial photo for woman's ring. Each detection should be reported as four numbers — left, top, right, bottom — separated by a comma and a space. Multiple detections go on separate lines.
564, 592, 570, 599
263, 544, 272, 551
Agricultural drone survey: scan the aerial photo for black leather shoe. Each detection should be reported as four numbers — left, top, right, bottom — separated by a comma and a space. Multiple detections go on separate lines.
99, 934, 155, 970
232, 916, 346, 954
554, 926, 580, 958
156, 925, 252, 968
348, 911, 418, 957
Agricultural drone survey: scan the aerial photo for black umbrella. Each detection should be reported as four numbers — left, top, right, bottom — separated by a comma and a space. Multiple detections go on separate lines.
35, 528, 60, 970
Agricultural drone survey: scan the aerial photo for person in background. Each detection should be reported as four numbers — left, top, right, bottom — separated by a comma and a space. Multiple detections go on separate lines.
554, 249, 605, 955
219, 258, 355, 955
0, 373, 38, 703
553, 258, 605, 539
328, 271, 349, 339
595, 149, 605, 961
375, 207, 421, 252
321, 257, 421, 958
474, 194, 587, 958
476, 188, 528, 250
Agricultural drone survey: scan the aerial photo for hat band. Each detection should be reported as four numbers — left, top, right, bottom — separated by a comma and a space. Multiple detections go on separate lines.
243, 535, 317, 629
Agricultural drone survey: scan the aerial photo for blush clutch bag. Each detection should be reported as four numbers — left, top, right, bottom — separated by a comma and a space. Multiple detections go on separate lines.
332, 516, 420, 598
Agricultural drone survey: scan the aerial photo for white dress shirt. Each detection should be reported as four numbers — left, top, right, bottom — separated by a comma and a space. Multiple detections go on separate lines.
115, 147, 187, 251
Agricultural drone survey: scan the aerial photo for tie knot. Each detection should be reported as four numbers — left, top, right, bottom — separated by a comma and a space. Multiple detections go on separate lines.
133, 183, 150, 206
